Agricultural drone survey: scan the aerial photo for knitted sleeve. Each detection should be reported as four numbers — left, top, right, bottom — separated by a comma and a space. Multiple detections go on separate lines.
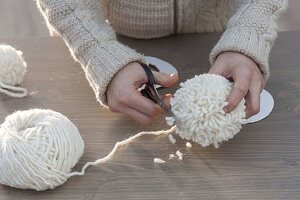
209, 0, 288, 80
35, 0, 145, 107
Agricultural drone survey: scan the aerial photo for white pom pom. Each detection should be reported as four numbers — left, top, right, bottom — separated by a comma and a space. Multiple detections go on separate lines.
0, 44, 27, 97
0, 109, 84, 191
167, 74, 246, 148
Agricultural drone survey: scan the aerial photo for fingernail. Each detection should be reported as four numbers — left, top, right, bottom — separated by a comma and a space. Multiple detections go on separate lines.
170, 73, 177, 77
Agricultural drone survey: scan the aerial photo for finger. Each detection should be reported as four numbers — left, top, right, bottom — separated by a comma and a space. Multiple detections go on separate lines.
209, 64, 225, 75
259, 76, 266, 92
208, 61, 228, 76
117, 104, 154, 125
245, 83, 261, 118
224, 78, 250, 113
152, 72, 179, 88
249, 64, 265, 92
125, 91, 162, 117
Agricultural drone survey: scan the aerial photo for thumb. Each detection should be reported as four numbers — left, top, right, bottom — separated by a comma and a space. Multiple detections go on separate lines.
152, 71, 179, 88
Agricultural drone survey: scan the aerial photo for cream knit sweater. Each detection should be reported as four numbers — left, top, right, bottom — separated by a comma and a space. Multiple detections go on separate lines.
36, 0, 288, 106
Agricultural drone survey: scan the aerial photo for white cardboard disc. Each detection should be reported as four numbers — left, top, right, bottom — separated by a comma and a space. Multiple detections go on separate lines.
145, 56, 178, 75
243, 89, 274, 124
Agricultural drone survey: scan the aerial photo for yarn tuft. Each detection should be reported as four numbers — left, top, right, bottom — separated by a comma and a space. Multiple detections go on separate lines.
166, 74, 246, 148
0, 44, 27, 97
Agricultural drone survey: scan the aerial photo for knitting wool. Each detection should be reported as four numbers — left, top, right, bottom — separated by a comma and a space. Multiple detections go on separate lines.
0, 109, 175, 191
0, 44, 27, 97
176, 150, 183, 160
0, 109, 84, 191
154, 158, 165, 164
168, 134, 176, 144
186, 142, 192, 148
0, 45, 26, 86
0, 45, 27, 98
166, 74, 246, 148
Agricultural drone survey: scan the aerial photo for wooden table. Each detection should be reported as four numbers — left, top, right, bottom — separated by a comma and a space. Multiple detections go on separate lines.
0, 32, 300, 200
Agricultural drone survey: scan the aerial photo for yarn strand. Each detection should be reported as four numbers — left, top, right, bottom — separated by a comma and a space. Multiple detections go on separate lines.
0, 109, 176, 191
0, 81, 27, 98
69, 126, 176, 177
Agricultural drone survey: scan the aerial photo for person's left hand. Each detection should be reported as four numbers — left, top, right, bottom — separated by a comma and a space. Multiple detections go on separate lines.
209, 51, 265, 118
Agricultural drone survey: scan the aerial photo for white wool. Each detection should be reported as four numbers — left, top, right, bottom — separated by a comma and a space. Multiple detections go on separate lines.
186, 142, 192, 148
166, 117, 175, 126
176, 150, 183, 160
154, 158, 165, 164
0, 109, 84, 191
166, 74, 246, 148
0, 109, 176, 191
0, 44, 27, 97
168, 134, 176, 144
169, 154, 175, 159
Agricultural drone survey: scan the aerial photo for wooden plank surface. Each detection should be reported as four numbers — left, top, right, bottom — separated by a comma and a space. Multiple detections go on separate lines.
0, 0, 49, 37
0, 32, 300, 199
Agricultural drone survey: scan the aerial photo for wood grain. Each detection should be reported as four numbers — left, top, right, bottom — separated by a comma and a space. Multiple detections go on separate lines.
0, 0, 49, 37
0, 32, 300, 199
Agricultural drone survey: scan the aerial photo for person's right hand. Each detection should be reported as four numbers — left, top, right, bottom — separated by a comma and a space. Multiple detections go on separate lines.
106, 62, 179, 125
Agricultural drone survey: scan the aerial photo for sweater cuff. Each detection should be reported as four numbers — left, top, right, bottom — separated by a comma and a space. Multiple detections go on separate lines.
209, 26, 271, 80
82, 40, 145, 107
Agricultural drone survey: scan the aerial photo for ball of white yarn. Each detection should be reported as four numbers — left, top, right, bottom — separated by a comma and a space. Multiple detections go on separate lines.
0, 44, 27, 86
0, 109, 84, 191
166, 74, 246, 148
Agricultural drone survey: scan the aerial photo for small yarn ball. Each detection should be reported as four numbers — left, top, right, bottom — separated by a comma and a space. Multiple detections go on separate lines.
0, 44, 27, 86
0, 109, 84, 191
166, 74, 246, 148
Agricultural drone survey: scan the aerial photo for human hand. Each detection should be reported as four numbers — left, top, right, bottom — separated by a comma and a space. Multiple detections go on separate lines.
107, 62, 179, 125
209, 52, 265, 118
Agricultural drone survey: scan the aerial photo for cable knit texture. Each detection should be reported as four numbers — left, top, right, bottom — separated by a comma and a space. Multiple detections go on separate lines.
35, 0, 288, 106
210, 0, 289, 80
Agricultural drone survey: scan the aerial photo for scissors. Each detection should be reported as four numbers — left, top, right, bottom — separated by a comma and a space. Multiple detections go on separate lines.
139, 62, 183, 130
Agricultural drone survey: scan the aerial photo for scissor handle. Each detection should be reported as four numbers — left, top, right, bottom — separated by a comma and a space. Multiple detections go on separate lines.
140, 86, 155, 103
139, 62, 161, 104
139, 62, 156, 85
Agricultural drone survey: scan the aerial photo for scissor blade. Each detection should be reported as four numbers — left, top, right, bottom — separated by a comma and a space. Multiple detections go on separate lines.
143, 82, 183, 130
158, 99, 184, 130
